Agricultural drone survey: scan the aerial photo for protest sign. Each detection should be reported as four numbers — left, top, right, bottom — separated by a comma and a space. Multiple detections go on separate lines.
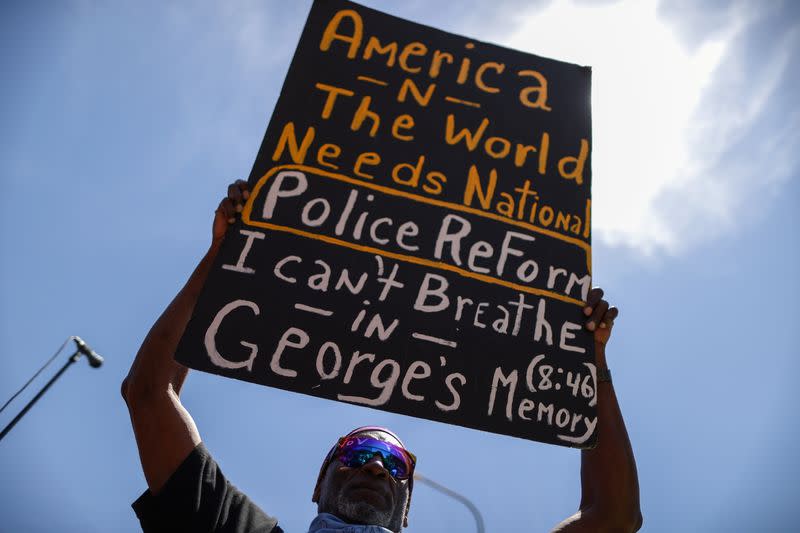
176, 0, 596, 448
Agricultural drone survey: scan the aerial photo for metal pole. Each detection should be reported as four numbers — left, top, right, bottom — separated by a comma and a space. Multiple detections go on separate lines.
415, 472, 486, 533
0, 351, 80, 442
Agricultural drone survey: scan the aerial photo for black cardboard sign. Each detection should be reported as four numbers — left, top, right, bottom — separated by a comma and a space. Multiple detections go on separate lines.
176, 0, 597, 448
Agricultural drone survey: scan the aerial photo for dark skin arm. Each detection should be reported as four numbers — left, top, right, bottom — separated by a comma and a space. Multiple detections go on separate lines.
121, 180, 249, 493
552, 288, 642, 532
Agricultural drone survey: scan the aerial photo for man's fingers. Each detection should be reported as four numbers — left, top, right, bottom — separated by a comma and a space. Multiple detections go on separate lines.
214, 181, 249, 240
599, 306, 619, 329
218, 198, 237, 224
583, 287, 604, 316
227, 183, 245, 212
227, 180, 251, 214
234, 179, 250, 206
235, 179, 250, 199
586, 299, 609, 331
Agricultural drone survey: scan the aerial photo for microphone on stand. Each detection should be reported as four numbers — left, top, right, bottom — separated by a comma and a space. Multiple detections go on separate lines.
0, 336, 105, 442
72, 336, 104, 368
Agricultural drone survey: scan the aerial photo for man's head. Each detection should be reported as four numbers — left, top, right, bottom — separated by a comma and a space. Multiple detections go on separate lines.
312, 426, 415, 532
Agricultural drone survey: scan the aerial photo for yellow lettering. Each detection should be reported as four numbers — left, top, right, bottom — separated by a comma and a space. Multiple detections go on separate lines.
555, 212, 571, 231
513, 180, 537, 220
392, 155, 425, 187
475, 62, 505, 94
539, 132, 550, 175
351, 96, 380, 137
391, 114, 415, 141
320, 9, 363, 59
512, 133, 549, 173
457, 43, 475, 84
518, 70, 551, 111
528, 200, 538, 223
363, 36, 397, 66
463, 165, 497, 210
422, 171, 447, 195
429, 50, 453, 78
485, 136, 511, 159
354, 152, 381, 180
538, 206, 554, 227
583, 199, 591, 239
513, 132, 549, 174
571, 216, 583, 235
497, 192, 514, 218
557, 139, 588, 185
445, 114, 489, 151
514, 144, 536, 167
316, 143, 341, 169
398, 42, 427, 73
315, 83, 355, 119
272, 122, 315, 164
397, 78, 436, 107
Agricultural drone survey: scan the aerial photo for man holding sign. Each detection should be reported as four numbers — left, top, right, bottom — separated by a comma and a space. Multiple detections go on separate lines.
122, 181, 641, 532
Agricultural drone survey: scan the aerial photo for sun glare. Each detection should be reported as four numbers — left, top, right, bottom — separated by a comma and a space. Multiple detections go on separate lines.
504, 0, 728, 254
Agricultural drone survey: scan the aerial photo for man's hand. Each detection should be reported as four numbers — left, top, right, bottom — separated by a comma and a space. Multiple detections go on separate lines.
124, 179, 253, 493
212, 179, 250, 243
583, 287, 619, 347
552, 287, 642, 533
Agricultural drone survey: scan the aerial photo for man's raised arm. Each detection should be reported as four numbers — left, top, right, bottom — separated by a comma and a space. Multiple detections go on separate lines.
121, 180, 249, 493
552, 288, 642, 533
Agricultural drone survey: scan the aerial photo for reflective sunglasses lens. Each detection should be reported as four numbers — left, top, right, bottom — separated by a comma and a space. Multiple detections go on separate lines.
337, 438, 413, 479
381, 452, 407, 478
342, 448, 374, 468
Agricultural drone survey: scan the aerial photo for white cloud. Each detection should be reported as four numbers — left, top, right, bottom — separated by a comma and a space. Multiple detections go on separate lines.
165, 0, 797, 257
502, 0, 773, 256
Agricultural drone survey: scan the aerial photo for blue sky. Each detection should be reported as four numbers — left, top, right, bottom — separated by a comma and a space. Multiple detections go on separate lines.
1, 1, 798, 531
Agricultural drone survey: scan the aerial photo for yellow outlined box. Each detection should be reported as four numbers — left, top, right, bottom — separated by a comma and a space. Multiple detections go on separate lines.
243, 165, 591, 306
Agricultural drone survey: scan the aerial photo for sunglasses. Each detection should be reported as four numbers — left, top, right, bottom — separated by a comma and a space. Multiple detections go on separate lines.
332, 435, 417, 480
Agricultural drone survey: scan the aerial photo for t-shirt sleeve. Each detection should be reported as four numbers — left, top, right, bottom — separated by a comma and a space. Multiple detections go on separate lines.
132, 443, 282, 533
